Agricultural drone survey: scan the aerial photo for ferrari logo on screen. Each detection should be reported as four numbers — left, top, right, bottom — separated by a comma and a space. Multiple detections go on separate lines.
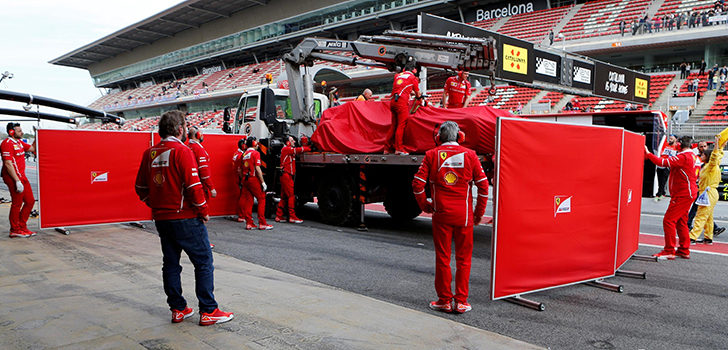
91, 171, 108, 184
503, 44, 528, 75
635, 77, 648, 99
554, 195, 572, 217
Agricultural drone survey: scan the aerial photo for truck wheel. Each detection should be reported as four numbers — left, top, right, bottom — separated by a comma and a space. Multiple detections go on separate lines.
317, 177, 360, 226
384, 188, 422, 221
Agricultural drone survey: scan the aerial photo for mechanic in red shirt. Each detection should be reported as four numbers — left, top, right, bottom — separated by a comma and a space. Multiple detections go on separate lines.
412, 121, 489, 314
275, 135, 311, 223
187, 127, 217, 199
645, 135, 698, 259
388, 60, 423, 155
232, 137, 246, 222
442, 71, 472, 109
1, 122, 36, 238
134, 110, 233, 326
238, 136, 273, 230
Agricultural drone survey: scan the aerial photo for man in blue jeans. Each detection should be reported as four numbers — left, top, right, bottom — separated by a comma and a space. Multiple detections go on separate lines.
135, 110, 233, 326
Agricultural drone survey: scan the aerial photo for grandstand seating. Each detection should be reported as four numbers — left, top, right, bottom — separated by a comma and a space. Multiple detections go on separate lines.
702, 95, 728, 124
556, 0, 651, 41
678, 72, 708, 97
497, 5, 573, 43
469, 17, 500, 30
649, 73, 676, 104
539, 91, 564, 107
654, 0, 716, 19
481, 85, 540, 111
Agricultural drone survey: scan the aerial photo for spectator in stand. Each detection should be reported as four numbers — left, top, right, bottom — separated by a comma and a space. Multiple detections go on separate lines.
572, 98, 582, 111
355, 88, 373, 101
638, 16, 646, 34
644, 135, 698, 260
689, 136, 726, 245
672, 84, 679, 97
631, 20, 639, 35
619, 20, 626, 36
680, 61, 688, 79
723, 105, 728, 117
700, 59, 707, 75
708, 68, 716, 90
693, 78, 701, 99
412, 121, 488, 314
655, 135, 679, 201
2, 123, 37, 238
721, 65, 728, 77
134, 110, 233, 325
655, 16, 662, 32
549, 29, 554, 45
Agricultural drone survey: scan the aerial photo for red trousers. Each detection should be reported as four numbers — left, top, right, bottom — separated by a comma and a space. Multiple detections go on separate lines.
389, 102, 410, 152
663, 195, 694, 253
2, 175, 34, 232
275, 173, 297, 219
241, 177, 267, 225
432, 220, 473, 303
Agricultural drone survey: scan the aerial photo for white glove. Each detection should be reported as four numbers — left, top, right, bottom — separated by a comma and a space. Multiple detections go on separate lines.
262, 182, 267, 192
15, 180, 23, 193
210, 189, 218, 198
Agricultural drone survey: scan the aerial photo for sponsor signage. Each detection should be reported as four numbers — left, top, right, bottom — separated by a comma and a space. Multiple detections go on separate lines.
594, 62, 650, 104
571, 60, 594, 91
498, 35, 534, 84
633, 72, 650, 104
201, 65, 223, 75
535, 49, 561, 84
465, 0, 549, 22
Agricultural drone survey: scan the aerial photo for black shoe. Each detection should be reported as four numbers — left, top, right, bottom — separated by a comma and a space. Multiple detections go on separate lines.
714, 227, 725, 237
703, 238, 713, 245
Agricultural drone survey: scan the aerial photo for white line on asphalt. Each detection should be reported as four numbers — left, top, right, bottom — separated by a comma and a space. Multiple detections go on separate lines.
638, 242, 728, 257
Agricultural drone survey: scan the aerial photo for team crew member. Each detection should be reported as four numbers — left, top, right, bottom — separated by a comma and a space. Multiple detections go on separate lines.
442, 71, 472, 109
187, 127, 217, 199
275, 135, 311, 223
232, 137, 246, 222
388, 61, 422, 155
689, 136, 726, 244
355, 88, 373, 101
134, 110, 233, 326
655, 135, 679, 200
2, 122, 36, 238
645, 135, 698, 259
238, 137, 273, 230
412, 121, 488, 314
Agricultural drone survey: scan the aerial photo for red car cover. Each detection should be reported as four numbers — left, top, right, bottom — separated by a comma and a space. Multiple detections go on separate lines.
311, 101, 513, 154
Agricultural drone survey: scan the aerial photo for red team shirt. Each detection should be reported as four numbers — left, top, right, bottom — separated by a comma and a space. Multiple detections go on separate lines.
238, 148, 262, 177
443, 76, 472, 108
391, 71, 420, 105
188, 140, 215, 194
280, 145, 309, 176
1, 138, 31, 180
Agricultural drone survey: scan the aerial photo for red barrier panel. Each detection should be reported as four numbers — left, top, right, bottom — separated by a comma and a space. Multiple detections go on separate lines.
492, 118, 623, 300
38, 130, 153, 228
194, 134, 245, 216
616, 131, 645, 268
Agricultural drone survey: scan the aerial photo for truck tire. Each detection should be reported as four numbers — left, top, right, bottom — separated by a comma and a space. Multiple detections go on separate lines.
317, 176, 360, 226
384, 187, 422, 221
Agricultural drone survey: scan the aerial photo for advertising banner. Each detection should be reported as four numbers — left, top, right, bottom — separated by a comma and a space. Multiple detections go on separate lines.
38, 130, 153, 228
633, 72, 651, 105
465, 0, 549, 22
492, 118, 623, 300
38, 130, 244, 228
535, 49, 561, 84
571, 59, 594, 91
616, 131, 645, 268
594, 62, 634, 101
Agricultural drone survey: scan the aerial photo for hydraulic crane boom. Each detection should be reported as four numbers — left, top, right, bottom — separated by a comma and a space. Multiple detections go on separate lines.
283, 30, 498, 131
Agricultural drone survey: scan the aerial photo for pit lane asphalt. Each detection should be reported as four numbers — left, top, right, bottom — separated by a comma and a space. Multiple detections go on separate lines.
23, 161, 728, 349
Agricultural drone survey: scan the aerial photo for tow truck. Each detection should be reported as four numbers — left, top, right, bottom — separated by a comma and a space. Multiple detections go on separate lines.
226, 30, 498, 226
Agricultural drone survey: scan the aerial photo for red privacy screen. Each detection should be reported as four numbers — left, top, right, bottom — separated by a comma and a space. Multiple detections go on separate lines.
38, 130, 153, 228
38, 130, 243, 228
616, 131, 645, 269
492, 118, 624, 300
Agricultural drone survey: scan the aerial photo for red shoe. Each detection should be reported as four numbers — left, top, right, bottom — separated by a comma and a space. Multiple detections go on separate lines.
210, 243, 215, 249
288, 217, 304, 224
235, 218, 246, 223
21, 228, 37, 236
258, 224, 273, 230
199, 308, 234, 326
245, 224, 256, 230
652, 250, 676, 260
454, 301, 472, 314
9, 231, 33, 238
676, 251, 690, 259
171, 307, 194, 323
274, 216, 284, 222
428, 299, 452, 313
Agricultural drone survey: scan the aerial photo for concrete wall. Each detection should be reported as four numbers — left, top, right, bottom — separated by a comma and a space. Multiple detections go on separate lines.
87, 0, 344, 76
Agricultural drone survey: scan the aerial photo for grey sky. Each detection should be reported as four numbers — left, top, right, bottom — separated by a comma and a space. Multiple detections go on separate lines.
0, 0, 180, 130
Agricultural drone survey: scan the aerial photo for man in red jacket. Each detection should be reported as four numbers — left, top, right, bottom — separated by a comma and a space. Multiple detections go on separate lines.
388, 61, 423, 155
232, 137, 246, 222
275, 135, 310, 223
135, 110, 233, 326
412, 121, 489, 314
442, 71, 472, 109
237, 136, 273, 230
187, 127, 217, 199
645, 135, 698, 259
1, 122, 36, 238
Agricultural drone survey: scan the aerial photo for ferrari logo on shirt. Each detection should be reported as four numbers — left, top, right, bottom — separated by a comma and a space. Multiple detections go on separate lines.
444, 171, 458, 185
150, 150, 157, 158
90, 171, 108, 184
151, 149, 171, 168
554, 195, 572, 217
439, 151, 447, 160
439, 152, 465, 169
